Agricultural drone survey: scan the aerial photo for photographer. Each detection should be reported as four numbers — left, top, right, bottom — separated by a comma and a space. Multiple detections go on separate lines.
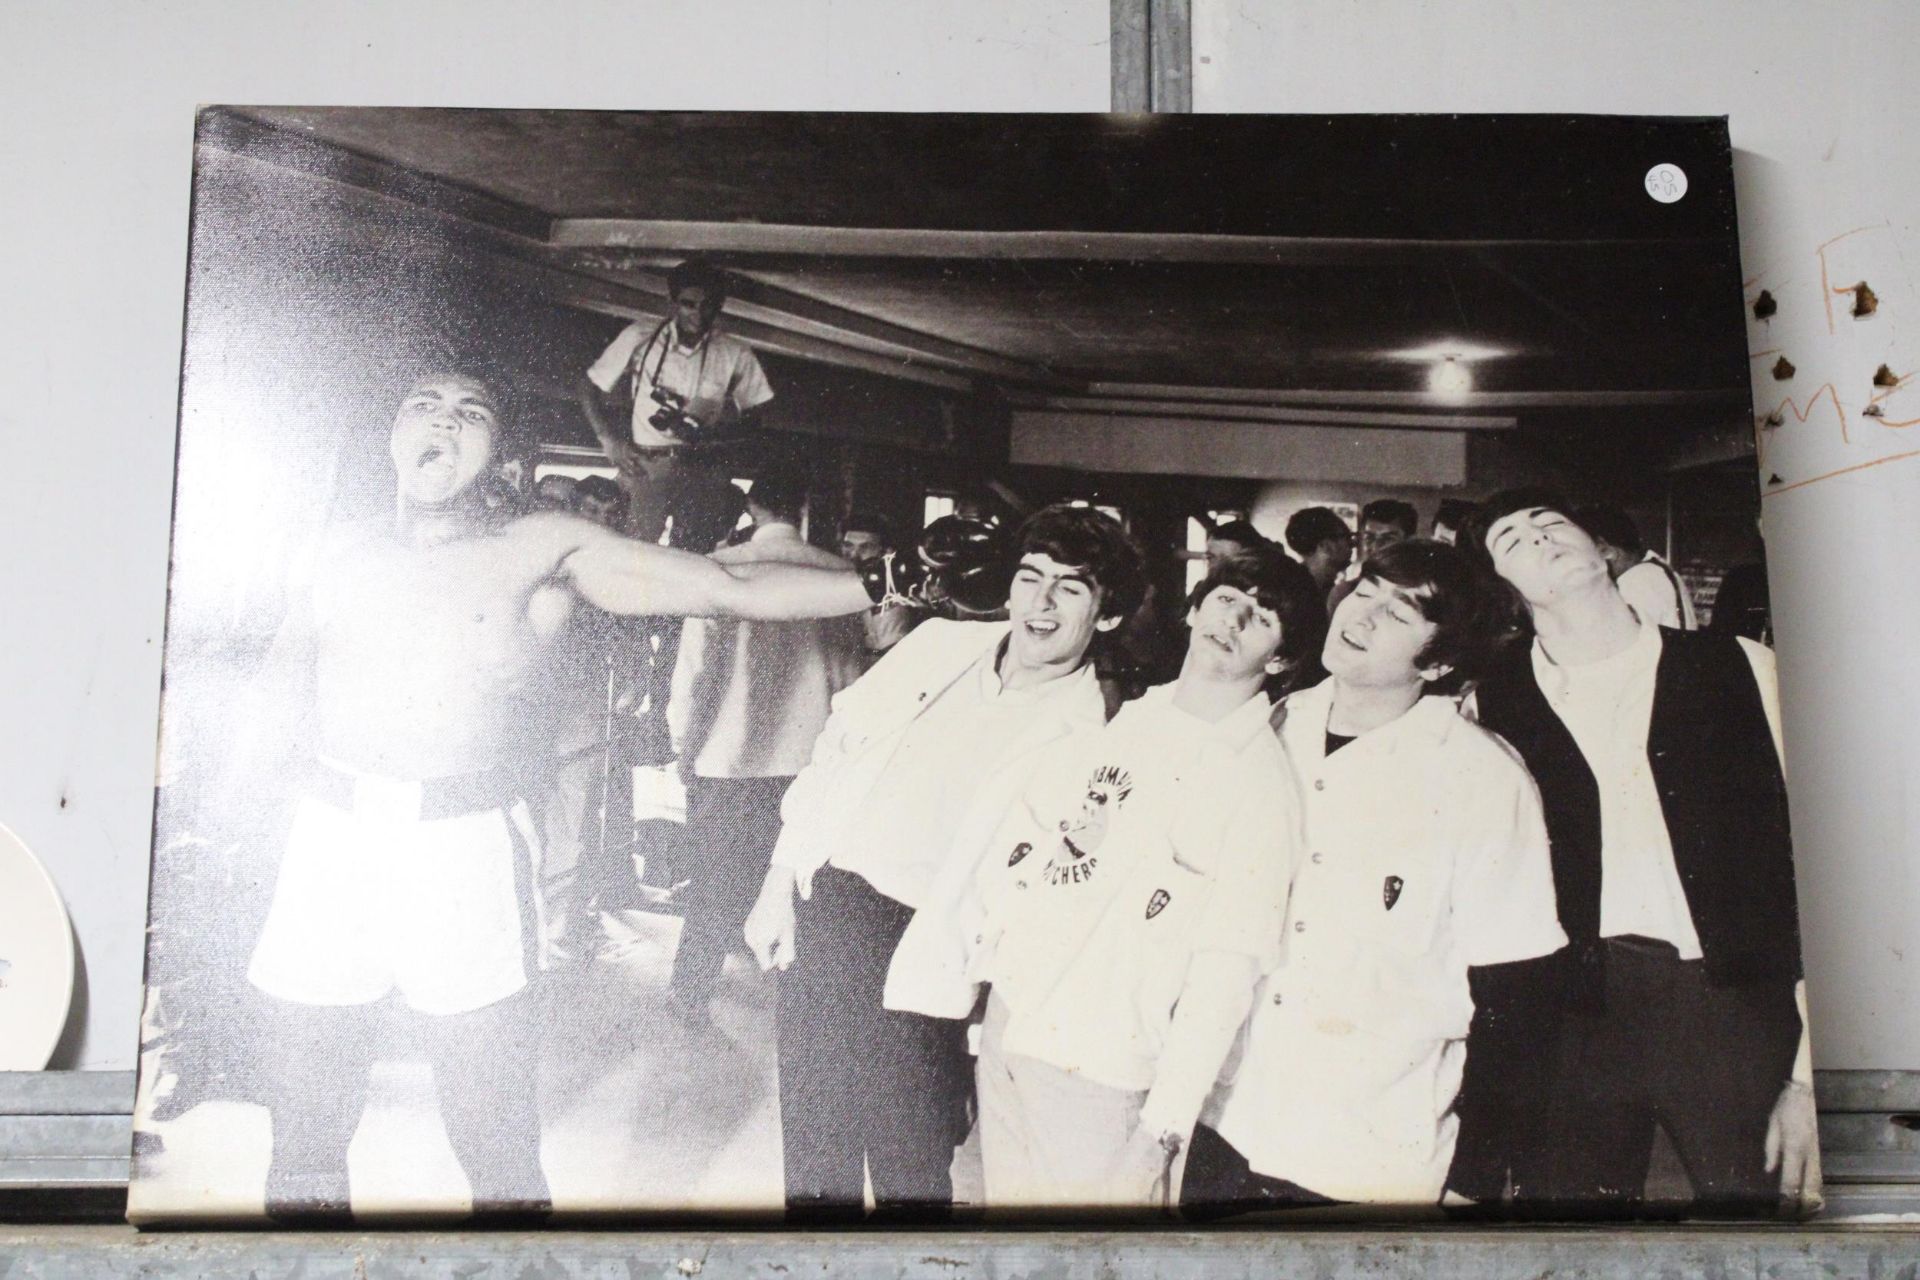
577, 259, 771, 751
580, 257, 773, 455
577, 258, 773, 550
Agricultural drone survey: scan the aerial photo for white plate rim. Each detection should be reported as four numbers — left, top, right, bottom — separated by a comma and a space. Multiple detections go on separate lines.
0, 819, 77, 1069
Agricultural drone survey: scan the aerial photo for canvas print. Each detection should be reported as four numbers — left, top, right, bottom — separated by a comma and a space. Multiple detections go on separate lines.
131, 110, 1814, 1225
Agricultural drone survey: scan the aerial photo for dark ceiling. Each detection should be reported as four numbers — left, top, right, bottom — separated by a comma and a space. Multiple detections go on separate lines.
199, 108, 1754, 421
711, 251, 1743, 393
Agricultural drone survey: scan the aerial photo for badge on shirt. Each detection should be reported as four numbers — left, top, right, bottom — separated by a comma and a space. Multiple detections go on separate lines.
1059, 765, 1132, 861
1037, 763, 1133, 888
1383, 875, 1405, 911
1146, 888, 1170, 920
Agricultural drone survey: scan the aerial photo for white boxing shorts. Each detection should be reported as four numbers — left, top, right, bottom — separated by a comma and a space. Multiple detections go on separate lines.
247, 764, 546, 1017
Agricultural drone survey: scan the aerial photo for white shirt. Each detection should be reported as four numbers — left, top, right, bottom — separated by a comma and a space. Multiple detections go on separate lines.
830, 644, 1080, 911
975, 683, 1300, 1097
1214, 680, 1564, 1205
1528, 617, 1782, 956
585, 320, 773, 448
771, 620, 1108, 917
666, 522, 863, 779
1617, 551, 1696, 630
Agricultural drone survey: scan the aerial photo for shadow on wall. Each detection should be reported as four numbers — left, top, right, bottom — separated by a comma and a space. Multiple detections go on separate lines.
45, 929, 89, 1070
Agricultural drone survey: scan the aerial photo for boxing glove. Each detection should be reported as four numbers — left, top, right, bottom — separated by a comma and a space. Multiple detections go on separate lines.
919, 516, 1010, 615
858, 517, 1008, 615
858, 548, 932, 609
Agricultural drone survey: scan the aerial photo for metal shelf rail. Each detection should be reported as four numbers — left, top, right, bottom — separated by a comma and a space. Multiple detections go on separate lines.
3, 1070, 1919, 1276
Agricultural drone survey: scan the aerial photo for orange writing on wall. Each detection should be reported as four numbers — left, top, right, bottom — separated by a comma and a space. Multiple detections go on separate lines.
1749, 222, 1917, 496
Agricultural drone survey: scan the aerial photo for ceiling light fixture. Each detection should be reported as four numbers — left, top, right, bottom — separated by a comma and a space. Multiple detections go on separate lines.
1428, 357, 1473, 400
1388, 340, 1510, 364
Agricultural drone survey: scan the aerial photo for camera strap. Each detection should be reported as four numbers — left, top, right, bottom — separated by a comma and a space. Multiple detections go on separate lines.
632, 316, 713, 406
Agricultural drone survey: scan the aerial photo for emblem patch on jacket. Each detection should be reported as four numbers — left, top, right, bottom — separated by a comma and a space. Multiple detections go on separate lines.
1146, 888, 1170, 919
1058, 765, 1132, 860
1007, 842, 1031, 867
1037, 764, 1133, 887
1383, 875, 1404, 911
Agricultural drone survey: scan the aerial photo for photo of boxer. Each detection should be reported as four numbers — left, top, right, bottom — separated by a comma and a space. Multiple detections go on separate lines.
135, 110, 1810, 1224
208, 373, 889, 1222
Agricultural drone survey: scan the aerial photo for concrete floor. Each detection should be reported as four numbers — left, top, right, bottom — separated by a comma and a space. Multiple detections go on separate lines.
129, 907, 983, 1223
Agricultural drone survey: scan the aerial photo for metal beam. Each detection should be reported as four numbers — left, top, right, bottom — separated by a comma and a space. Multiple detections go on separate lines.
1148, 0, 1192, 112
1022, 395, 1516, 431
621, 265, 1080, 390
1111, 0, 1150, 111
550, 221, 1694, 262
15, 1225, 1920, 1276
0, 1074, 133, 1117
1087, 381, 1749, 410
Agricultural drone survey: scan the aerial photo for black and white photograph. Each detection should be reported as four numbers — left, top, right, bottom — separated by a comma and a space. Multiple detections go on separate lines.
128, 109, 1814, 1225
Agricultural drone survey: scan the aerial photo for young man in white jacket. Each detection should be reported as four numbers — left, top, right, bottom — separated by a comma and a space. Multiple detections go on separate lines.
742, 504, 1147, 1223
1191, 539, 1566, 1213
959, 548, 1322, 1212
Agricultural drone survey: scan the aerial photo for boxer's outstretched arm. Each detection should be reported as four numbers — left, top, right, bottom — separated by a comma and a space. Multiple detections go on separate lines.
558, 517, 871, 620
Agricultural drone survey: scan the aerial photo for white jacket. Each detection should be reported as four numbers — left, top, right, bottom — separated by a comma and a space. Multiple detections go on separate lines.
770, 617, 1108, 1017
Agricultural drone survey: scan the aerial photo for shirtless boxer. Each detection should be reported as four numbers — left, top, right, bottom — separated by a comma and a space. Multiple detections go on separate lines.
242, 373, 879, 1223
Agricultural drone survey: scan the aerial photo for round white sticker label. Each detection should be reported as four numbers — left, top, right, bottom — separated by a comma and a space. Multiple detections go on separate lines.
1645, 163, 1688, 204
